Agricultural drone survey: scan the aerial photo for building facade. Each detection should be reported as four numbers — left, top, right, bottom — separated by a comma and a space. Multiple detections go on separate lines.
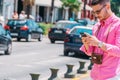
0, 0, 14, 22
0, 0, 94, 24
81, 0, 94, 20
34, 0, 62, 23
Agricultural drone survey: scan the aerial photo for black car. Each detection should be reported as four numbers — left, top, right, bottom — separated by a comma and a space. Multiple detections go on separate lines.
64, 26, 92, 57
48, 20, 78, 43
0, 24, 12, 55
5, 19, 43, 42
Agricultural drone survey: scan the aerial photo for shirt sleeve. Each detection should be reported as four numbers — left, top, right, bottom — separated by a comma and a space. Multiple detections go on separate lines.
80, 23, 99, 56
104, 24, 120, 57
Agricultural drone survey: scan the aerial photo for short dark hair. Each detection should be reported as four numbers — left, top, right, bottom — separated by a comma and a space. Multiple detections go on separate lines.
91, 0, 110, 6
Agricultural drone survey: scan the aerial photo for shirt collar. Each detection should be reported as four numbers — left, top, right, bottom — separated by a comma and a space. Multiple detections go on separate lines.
100, 13, 115, 27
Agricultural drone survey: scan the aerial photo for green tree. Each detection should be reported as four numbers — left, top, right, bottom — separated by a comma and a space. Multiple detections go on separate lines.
61, 0, 81, 11
61, 0, 81, 19
111, 0, 120, 17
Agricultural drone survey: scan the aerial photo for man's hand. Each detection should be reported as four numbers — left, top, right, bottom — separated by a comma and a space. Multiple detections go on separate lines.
81, 33, 100, 47
81, 32, 107, 51
81, 33, 91, 50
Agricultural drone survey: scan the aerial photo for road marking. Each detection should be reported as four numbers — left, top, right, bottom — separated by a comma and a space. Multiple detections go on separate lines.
72, 72, 89, 80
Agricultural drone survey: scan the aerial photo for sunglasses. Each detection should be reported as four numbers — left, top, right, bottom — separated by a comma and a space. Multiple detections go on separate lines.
92, 5, 106, 15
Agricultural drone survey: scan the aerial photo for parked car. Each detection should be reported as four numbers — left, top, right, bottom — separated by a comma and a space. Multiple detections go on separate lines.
48, 20, 78, 43
4, 19, 43, 42
0, 24, 12, 55
64, 26, 92, 57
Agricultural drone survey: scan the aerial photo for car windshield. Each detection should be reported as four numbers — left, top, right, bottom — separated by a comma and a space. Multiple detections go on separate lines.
55, 22, 75, 28
26, 19, 38, 29
7, 19, 26, 26
71, 28, 92, 35
64, 23, 85, 29
77, 19, 94, 26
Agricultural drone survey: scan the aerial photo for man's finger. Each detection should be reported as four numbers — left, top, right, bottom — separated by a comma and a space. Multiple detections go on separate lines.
84, 32, 91, 37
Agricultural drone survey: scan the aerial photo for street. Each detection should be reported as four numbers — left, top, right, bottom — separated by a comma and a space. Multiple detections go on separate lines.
0, 36, 90, 80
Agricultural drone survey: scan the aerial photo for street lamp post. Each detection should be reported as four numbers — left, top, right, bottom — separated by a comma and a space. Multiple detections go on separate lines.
83, 0, 87, 18
50, 0, 55, 23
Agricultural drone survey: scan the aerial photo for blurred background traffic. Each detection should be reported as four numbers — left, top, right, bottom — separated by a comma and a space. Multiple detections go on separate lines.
0, 0, 119, 55
0, 0, 119, 79
0, 0, 119, 27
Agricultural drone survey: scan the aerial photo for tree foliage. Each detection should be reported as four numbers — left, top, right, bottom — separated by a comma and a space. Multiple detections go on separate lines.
23, 0, 35, 6
111, 0, 120, 17
61, 0, 81, 11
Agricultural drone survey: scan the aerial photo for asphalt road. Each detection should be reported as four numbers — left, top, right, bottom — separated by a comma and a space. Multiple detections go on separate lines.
0, 37, 90, 80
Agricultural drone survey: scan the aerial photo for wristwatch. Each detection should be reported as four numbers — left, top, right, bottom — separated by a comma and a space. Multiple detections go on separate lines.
98, 41, 103, 48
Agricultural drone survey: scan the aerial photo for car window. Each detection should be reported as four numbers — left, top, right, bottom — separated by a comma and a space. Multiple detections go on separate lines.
77, 18, 94, 26
7, 20, 14, 26
55, 22, 75, 28
0, 25, 5, 35
71, 28, 92, 35
7, 19, 26, 26
55, 23, 66, 28
64, 23, 85, 29
77, 20, 87, 26
16, 20, 26, 25
26, 19, 38, 29
64, 24, 76, 29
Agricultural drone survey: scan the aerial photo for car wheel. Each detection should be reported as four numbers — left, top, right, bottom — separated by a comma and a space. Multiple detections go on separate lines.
64, 50, 69, 56
50, 39, 55, 43
38, 34, 43, 41
26, 34, 31, 42
5, 43, 12, 55
17, 38, 20, 41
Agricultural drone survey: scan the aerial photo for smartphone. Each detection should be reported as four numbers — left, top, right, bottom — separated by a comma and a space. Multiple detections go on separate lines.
80, 33, 87, 37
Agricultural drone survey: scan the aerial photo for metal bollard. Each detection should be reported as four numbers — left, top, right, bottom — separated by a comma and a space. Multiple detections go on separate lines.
48, 68, 60, 80
88, 58, 93, 70
64, 64, 75, 78
77, 61, 87, 74
30, 73, 40, 80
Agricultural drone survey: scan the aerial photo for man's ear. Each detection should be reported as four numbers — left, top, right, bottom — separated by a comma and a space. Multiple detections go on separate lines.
106, 3, 111, 10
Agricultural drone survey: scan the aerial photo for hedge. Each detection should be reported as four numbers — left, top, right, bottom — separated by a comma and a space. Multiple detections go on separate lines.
38, 22, 54, 35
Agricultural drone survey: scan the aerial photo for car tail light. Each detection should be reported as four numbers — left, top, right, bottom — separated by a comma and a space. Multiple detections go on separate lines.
66, 28, 70, 34
20, 26, 28, 30
64, 37, 70, 42
4, 25, 10, 30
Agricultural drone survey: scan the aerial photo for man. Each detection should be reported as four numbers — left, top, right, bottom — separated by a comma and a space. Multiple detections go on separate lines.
80, 0, 120, 80
12, 11, 18, 19
19, 11, 26, 19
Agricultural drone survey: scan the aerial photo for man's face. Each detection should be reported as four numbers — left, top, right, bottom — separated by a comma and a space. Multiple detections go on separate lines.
91, 4, 107, 21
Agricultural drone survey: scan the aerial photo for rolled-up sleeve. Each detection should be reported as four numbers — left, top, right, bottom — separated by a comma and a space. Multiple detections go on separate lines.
80, 24, 98, 56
